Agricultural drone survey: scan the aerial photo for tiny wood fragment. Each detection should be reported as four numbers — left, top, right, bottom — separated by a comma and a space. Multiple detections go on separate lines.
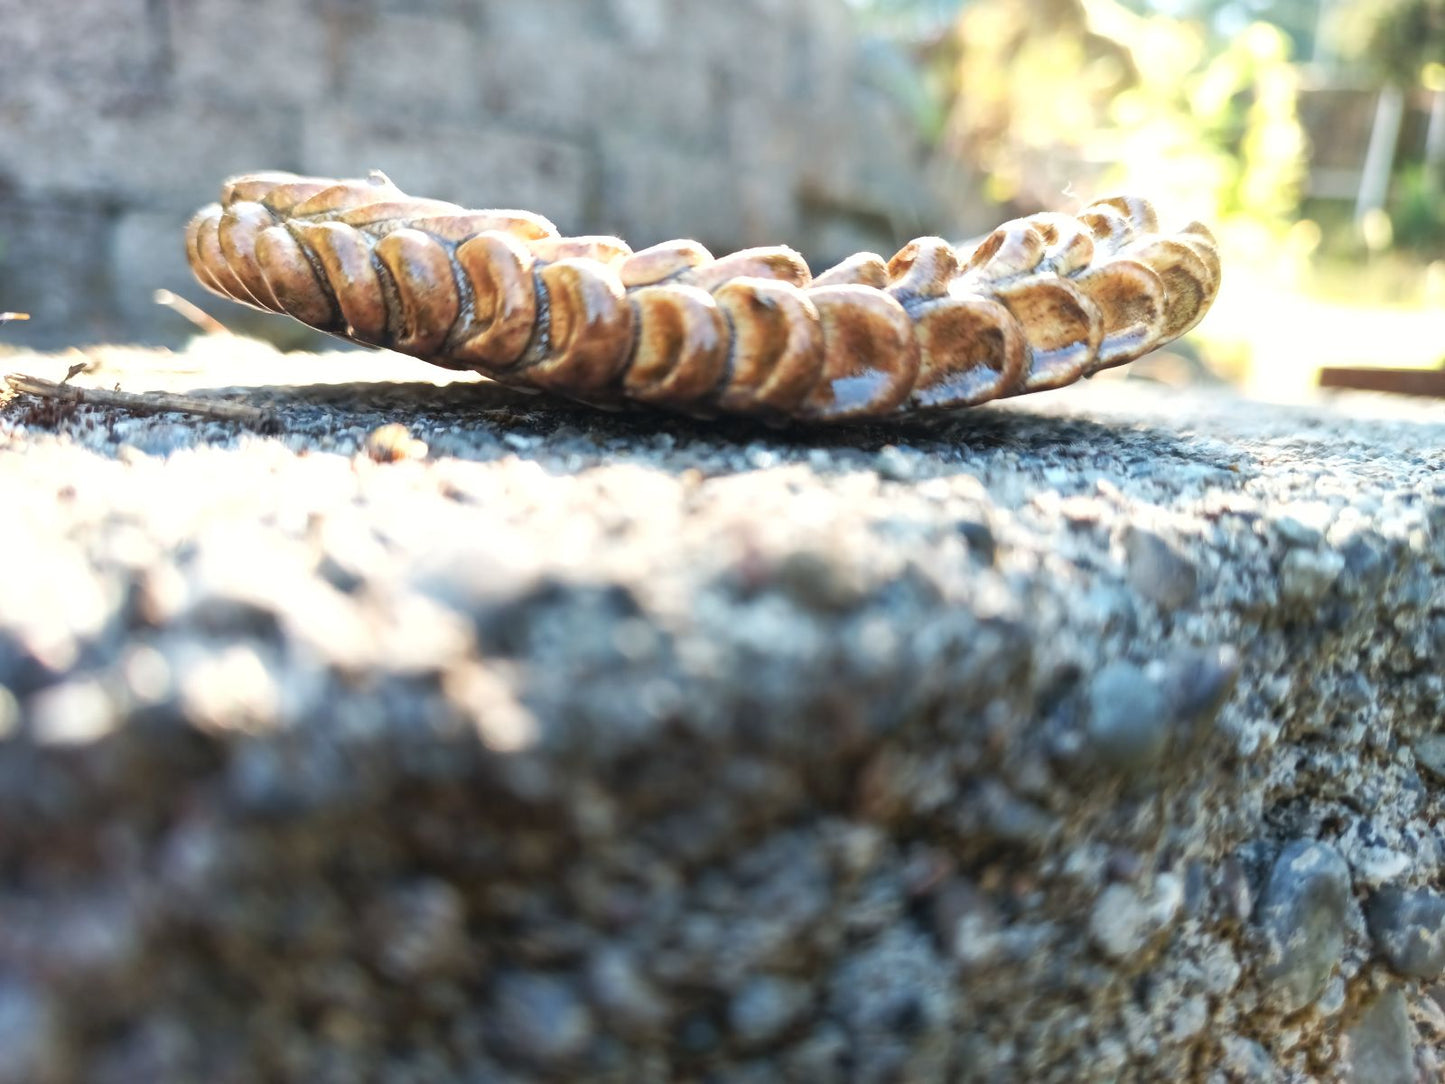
185, 171, 1223, 423
1318, 367, 1445, 399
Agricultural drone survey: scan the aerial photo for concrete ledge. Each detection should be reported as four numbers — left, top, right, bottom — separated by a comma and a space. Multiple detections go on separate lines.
1, 346, 1443, 1082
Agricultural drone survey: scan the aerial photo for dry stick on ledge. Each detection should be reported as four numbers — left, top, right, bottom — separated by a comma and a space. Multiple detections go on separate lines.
3, 373, 277, 429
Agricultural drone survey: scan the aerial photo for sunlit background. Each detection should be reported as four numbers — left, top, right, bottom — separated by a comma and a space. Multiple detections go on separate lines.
0, 0, 1440, 404
848, 0, 1445, 399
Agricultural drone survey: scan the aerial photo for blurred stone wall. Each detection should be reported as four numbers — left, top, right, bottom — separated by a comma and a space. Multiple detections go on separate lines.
0, 0, 950, 348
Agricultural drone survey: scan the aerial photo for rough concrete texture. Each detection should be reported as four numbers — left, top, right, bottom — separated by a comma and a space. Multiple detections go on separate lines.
0, 0, 949, 350
1, 340, 1443, 1083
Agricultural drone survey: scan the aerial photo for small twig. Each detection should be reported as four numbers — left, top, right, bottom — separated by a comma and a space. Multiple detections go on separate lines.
153, 290, 229, 335
3, 373, 277, 428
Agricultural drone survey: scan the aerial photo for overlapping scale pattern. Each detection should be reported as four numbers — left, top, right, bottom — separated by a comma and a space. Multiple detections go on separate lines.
186, 170, 1221, 422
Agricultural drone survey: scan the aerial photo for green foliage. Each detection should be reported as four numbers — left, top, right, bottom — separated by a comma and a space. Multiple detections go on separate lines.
1390, 164, 1445, 251
931, 0, 1307, 235
1191, 23, 1306, 227
1114, 0, 1325, 59
1324, 0, 1445, 254
1328, 0, 1445, 84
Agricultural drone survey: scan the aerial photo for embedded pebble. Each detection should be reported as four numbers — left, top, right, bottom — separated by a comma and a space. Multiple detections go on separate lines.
1122, 526, 1198, 609
956, 516, 998, 566
1318, 973, 1348, 1017
1214, 857, 1256, 924
585, 949, 669, 1038
1271, 501, 1333, 548
1279, 547, 1346, 604
728, 976, 812, 1049
1411, 735, 1445, 782
828, 929, 956, 1082
773, 549, 868, 613
1085, 661, 1170, 773
1079, 647, 1234, 780
1155, 645, 1238, 748
1256, 841, 1355, 1013
1088, 875, 1184, 960
1366, 887, 1445, 979
1218, 1034, 1277, 1081
874, 445, 919, 482
367, 879, 470, 981
1344, 988, 1416, 1084
0, 978, 58, 1084
492, 972, 594, 1068
1339, 531, 1392, 594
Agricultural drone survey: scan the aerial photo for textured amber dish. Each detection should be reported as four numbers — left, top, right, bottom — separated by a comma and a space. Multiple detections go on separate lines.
187, 172, 1220, 422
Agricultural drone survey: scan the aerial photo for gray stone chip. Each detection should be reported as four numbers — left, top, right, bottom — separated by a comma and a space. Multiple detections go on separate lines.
1122, 525, 1198, 609
1279, 547, 1346, 605
492, 971, 595, 1069
1366, 887, 1445, 980
1086, 660, 1171, 773
1344, 988, 1417, 1084
1256, 840, 1356, 1014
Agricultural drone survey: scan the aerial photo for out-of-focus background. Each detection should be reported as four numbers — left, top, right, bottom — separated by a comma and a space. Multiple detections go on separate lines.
1, 0, 1441, 400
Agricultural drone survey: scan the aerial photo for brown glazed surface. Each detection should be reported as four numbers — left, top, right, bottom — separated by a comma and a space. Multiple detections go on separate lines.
185, 172, 1221, 422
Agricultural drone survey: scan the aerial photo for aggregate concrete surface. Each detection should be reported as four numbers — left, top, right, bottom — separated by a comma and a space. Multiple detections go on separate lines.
1, 340, 1443, 1083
